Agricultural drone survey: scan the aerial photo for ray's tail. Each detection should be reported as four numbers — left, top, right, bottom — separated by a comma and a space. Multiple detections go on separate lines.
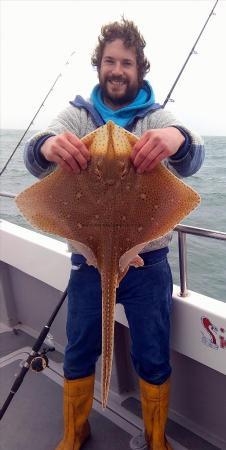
100, 249, 119, 409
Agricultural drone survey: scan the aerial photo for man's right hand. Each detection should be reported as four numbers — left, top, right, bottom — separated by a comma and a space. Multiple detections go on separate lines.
40, 132, 91, 174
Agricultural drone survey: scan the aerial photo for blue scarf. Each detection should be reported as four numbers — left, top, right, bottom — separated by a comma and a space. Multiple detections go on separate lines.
90, 80, 155, 128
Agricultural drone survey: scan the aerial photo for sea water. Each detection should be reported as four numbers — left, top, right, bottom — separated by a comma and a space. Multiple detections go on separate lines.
0, 130, 225, 302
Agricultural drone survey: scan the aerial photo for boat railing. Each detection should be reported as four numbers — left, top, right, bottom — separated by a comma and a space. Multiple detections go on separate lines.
1, 191, 226, 298
175, 224, 226, 297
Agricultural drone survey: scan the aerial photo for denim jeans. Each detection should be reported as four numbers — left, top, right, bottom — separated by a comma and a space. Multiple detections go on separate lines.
64, 247, 173, 385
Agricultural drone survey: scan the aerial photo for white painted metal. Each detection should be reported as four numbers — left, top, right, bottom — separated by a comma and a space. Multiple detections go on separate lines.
171, 290, 226, 375
0, 220, 71, 291
1, 219, 226, 375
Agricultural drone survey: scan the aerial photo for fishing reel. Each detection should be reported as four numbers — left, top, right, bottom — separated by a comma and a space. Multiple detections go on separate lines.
30, 334, 55, 373
30, 353, 49, 372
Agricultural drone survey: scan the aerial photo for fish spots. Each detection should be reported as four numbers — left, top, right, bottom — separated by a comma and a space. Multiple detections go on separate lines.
106, 179, 115, 186
94, 167, 102, 179
140, 193, 146, 200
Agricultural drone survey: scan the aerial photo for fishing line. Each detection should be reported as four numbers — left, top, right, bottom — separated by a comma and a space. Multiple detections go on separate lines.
0, 51, 76, 177
0, 1, 219, 178
162, 0, 218, 107
0, 1, 219, 177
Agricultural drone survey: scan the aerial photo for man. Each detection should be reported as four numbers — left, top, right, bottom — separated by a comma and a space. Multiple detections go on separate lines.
24, 19, 204, 450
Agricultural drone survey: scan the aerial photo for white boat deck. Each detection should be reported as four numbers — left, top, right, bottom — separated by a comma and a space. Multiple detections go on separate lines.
0, 326, 221, 450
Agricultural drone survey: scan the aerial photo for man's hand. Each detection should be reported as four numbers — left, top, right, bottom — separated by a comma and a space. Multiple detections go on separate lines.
129, 256, 144, 268
40, 132, 91, 174
130, 127, 185, 173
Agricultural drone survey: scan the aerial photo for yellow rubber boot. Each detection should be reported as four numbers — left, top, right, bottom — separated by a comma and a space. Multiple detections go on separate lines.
56, 374, 95, 450
139, 377, 173, 450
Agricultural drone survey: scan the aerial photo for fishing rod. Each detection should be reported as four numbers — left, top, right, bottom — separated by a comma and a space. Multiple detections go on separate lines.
0, 289, 68, 420
0, 1, 218, 174
0, 0, 219, 421
163, 0, 218, 107
0, 51, 76, 177
0, 52, 76, 421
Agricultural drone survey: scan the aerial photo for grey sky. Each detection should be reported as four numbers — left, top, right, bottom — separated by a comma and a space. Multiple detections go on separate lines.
1, 0, 226, 135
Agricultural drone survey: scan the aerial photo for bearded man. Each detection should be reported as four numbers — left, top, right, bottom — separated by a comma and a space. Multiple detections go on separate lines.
24, 19, 205, 450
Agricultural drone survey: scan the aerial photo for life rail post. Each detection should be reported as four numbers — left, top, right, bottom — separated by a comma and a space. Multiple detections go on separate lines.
177, 230, 188, 297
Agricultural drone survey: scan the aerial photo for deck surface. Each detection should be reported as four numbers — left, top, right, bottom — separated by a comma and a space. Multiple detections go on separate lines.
0, 329, 221, 450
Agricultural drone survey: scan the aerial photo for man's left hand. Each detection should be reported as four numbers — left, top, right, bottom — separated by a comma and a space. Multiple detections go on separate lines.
130, 127, 185, 173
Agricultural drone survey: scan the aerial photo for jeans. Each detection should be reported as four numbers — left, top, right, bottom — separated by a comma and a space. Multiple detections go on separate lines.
64, 247, 173, 385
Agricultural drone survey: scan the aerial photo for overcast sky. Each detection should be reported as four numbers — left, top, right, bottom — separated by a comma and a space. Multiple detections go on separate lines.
1, 0, 226, 135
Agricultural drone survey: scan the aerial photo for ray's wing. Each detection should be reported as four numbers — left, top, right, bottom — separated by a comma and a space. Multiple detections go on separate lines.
15, 125, 111, 259
108, 126, 201, 270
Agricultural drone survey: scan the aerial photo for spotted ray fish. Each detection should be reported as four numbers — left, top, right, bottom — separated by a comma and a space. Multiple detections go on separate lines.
15, 121, 200, 408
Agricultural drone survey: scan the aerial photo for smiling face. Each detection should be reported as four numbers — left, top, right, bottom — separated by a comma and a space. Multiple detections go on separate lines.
99, 39, 139, 110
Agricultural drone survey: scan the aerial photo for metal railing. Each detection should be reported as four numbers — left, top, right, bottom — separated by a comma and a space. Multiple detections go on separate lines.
0, 191, 16, 199
175, 224, 226, 297
1, 191, 226, 298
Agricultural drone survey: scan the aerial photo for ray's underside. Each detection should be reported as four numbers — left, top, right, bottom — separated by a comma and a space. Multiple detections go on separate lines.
16, 121, 200, 407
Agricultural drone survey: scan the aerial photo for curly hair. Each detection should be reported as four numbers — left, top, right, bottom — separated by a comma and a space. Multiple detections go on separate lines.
91, 18, 150, 86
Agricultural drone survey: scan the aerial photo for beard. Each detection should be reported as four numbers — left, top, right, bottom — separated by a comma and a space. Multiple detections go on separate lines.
99, 75, 139, 107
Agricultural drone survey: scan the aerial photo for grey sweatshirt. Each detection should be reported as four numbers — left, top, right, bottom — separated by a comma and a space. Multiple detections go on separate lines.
24, 98, 205, 254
